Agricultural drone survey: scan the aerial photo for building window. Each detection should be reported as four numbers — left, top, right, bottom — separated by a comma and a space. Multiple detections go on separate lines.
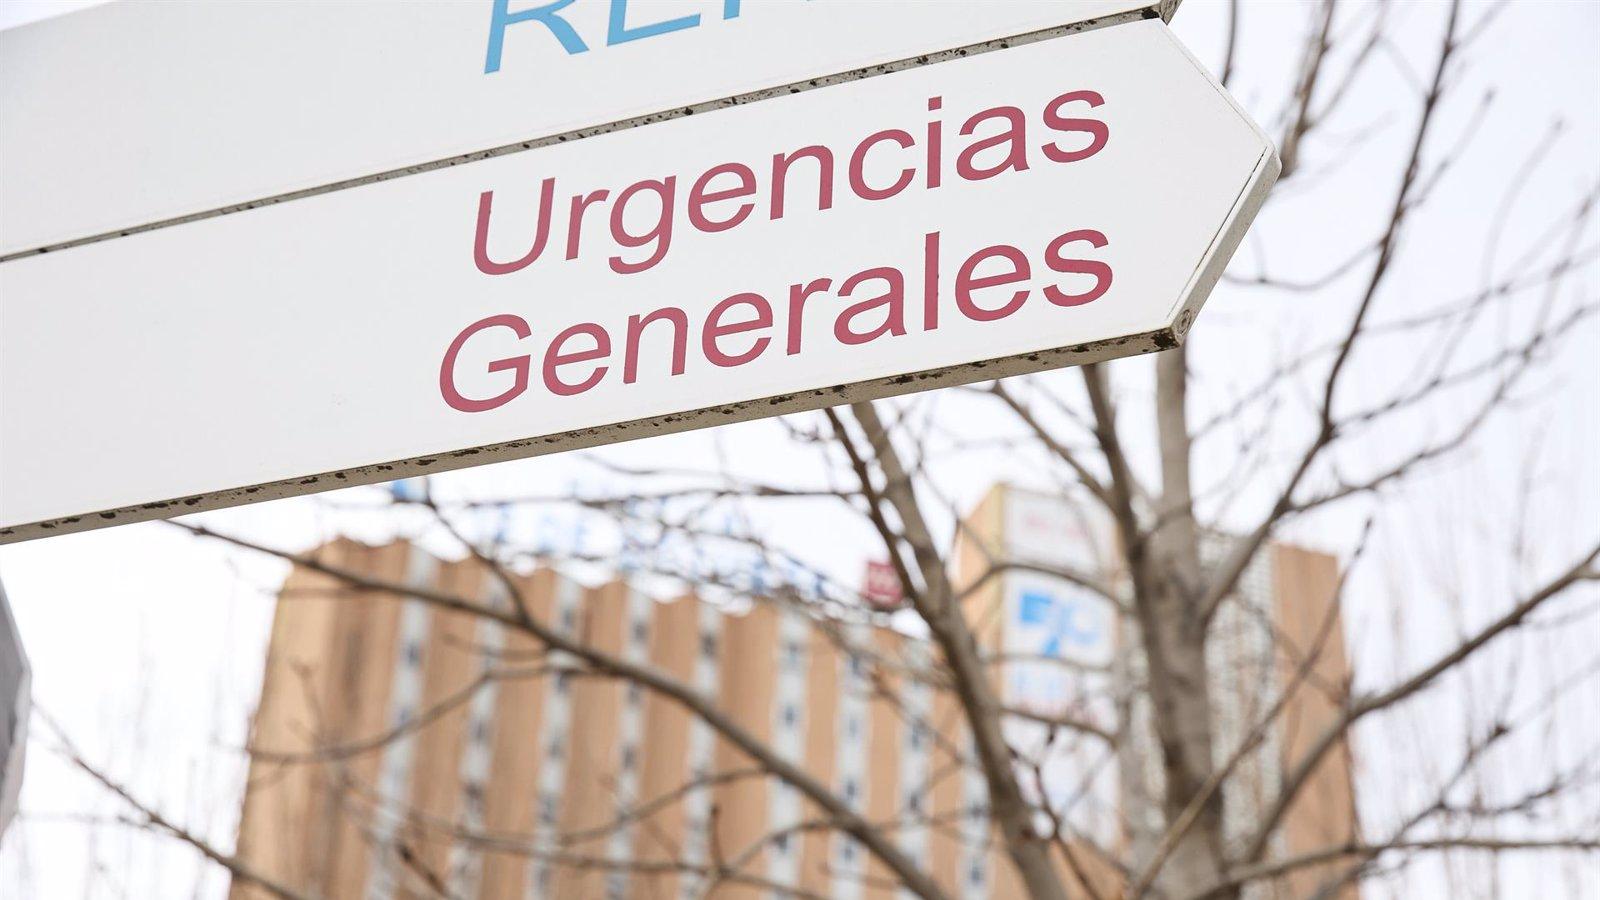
621, 744, 637, 771
631, 618, 649, 645
402, 640, 423, 667
700, 632, 717, 660
781, 703, 798, 729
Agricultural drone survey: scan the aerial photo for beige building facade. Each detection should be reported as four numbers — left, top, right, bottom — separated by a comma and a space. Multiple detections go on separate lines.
233, 539, 993, 899
233, 484, 1356, 898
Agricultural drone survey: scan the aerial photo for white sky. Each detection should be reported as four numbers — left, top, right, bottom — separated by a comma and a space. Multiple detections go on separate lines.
0, 1, 1596, 897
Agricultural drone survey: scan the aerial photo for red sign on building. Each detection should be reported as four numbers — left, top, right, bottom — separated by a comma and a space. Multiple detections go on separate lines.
862, 560, 905, 611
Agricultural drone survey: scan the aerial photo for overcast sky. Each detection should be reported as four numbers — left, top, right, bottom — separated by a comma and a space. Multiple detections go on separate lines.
1, 1, 1596, 897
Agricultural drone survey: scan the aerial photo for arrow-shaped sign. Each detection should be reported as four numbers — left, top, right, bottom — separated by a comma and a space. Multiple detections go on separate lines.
0, 16, 1276, 542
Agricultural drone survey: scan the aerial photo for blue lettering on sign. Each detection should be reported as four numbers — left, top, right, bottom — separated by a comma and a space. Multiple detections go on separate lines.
485, 0, 588, 73
608, 0, 701, 46
1018, 589, 1101, 658
485, 0, 772, 74
1019, 590, 1053, 625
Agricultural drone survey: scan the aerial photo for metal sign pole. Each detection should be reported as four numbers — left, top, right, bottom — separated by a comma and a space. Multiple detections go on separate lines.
0, 575, 29, 839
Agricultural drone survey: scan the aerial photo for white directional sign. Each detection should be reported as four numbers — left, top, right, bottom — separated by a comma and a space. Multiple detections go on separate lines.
0, 0, 1173, 257
0, 17, 1276, 543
